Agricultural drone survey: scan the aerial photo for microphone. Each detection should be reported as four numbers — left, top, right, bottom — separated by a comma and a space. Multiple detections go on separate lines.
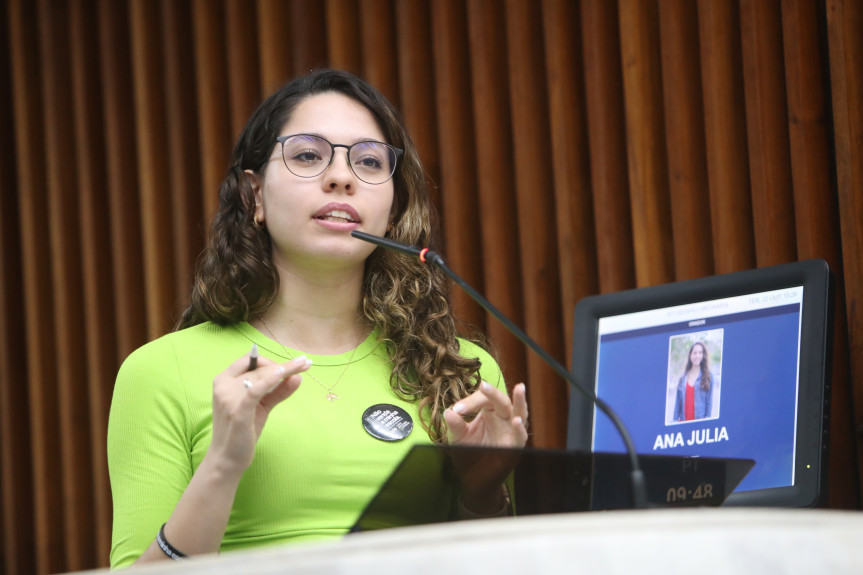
352, 230, 647, 509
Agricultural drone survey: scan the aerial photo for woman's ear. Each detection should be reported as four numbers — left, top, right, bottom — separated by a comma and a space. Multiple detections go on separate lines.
245, 169, 265, 225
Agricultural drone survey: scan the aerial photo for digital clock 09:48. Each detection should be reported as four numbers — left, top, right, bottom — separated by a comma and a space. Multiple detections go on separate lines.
666, 483, 714, 502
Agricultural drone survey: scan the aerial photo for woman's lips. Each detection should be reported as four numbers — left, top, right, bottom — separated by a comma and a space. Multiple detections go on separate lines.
313, 202, 361, 223
313, 202, 361, 229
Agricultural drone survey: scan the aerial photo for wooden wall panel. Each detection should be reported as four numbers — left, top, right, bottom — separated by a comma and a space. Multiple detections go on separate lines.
38, 0, 95, 568
542, 0, 598, 356
581, 0, 636, 294
130, 0, 177, 339
226, 0, 262, 141
0, 3, 35, 573
98, 0, 147, 362
783, 0, 858, 509
783, 0, 837, 261
162, 0, 206, 308
0, 201, 33, 574
395, 0, 446, 247
698, 0, 756, 274
193, 0, 232, 220
69, 0, 114, 562
465, 0, 527, 393
8, 1, 66, 572
257, 0, 294, 94
658, 0, 715, 282
740, 0, 797, 267
395, 0, 440, 196
289, 0, 328, 74
360, 0, 399, 105
431, 0, 485, 331
2, 1, 863, 572
828, 0, 863, 502
505, 0, 566, 447
618, 0, 675, 288
326, 0, 362, 75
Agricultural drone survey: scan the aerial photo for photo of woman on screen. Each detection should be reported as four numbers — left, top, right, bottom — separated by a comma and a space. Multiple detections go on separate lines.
673, 341, 716, 422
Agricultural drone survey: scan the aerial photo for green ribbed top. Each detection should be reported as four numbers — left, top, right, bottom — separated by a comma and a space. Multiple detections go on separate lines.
108, 322, 503, 567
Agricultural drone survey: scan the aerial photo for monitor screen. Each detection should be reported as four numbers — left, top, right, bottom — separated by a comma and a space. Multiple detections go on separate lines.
567, 259, 832, 507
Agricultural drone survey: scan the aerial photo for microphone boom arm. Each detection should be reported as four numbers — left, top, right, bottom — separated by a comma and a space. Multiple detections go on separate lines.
351, 230, 647, 509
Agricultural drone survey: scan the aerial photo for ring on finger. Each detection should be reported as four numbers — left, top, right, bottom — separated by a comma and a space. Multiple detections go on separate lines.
242, 379, 253, 390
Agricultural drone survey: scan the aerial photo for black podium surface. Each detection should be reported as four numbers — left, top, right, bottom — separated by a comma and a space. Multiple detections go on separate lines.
351, 445, 754, 532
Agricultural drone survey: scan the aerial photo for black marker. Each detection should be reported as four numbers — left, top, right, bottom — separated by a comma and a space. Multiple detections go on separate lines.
249, 343, 258, 371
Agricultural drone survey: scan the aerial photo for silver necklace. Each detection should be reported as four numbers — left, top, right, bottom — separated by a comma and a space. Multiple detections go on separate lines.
259, 318, 360, 401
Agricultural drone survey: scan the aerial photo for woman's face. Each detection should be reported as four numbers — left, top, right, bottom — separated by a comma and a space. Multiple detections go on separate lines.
689, 344, 705, 367
251, 92, 395, 272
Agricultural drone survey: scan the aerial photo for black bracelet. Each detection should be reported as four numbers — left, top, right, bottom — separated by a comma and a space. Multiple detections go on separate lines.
156, 523, 187, 561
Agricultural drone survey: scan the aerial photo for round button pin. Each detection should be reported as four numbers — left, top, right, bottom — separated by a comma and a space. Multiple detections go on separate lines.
362, 404, 414, 441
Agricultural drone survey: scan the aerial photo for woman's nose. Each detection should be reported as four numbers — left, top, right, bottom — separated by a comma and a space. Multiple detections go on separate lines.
322, 149, 356, 193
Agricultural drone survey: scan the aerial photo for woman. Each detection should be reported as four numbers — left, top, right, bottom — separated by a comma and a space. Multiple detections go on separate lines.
673, 341, 714, 422
108, 70, 528, 567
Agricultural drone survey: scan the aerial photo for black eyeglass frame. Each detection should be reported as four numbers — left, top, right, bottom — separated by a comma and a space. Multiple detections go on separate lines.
275, 134, 404, 185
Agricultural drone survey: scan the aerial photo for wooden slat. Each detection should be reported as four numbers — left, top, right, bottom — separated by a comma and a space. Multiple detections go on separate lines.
226, 0, 262, 140
430, 0, 485, 332
657, 0, 714, 282
504, 0, 566, 448
827, 0, 863, 504
0, 183, 34, 575
42, 11, 94, 564
326, 0, 362, 74
360, 0, 399, 106
162, 0, 206, 310
783, 0, 859, 509
8, 1, 65, 572
395, 0, 440, 202
0, 3, 35, 573
193, 0, 232, 219
697, 0, 756, 274
69, 0, 116, 563
782, 0, 838, 262
37, 3, 95, 565
98, 0, 148, 362
581, 0, 636, 294
618, 0, 674, 288
130, 0, 177, 339
289, 0, 328, 73
257, 0, 294, 94
739, 0, 797, 267
541, 0, 599, 357
465, 0, 527, 392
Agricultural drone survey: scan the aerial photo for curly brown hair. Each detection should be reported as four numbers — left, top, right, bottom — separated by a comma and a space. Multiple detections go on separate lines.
176, 69, 483, 442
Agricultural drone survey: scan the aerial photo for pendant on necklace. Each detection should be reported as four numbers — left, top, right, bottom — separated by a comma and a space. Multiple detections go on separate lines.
326, 391, 340, 401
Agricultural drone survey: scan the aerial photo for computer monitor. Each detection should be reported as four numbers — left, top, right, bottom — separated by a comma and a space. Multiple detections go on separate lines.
567, 259, 833, 507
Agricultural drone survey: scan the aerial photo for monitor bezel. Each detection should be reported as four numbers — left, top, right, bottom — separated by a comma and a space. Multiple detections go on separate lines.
567, 259, 833, 507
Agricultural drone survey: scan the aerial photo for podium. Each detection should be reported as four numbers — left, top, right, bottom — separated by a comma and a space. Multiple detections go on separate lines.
351, 444, 753, 531
76, 508, 863, 574
75, 447, 863, 574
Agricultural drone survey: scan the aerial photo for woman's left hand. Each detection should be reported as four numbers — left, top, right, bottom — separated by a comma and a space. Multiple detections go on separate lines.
445, 382, 528, 448
444, 382, 528, 514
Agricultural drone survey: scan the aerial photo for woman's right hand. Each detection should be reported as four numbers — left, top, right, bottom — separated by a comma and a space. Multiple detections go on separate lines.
208, 353, 312, 474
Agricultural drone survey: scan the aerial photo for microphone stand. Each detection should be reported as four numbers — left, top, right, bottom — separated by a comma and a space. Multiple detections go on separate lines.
352, 230, 647, 509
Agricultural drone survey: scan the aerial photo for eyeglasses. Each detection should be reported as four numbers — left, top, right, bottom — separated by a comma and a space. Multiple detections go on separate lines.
275, 134, 403, 185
